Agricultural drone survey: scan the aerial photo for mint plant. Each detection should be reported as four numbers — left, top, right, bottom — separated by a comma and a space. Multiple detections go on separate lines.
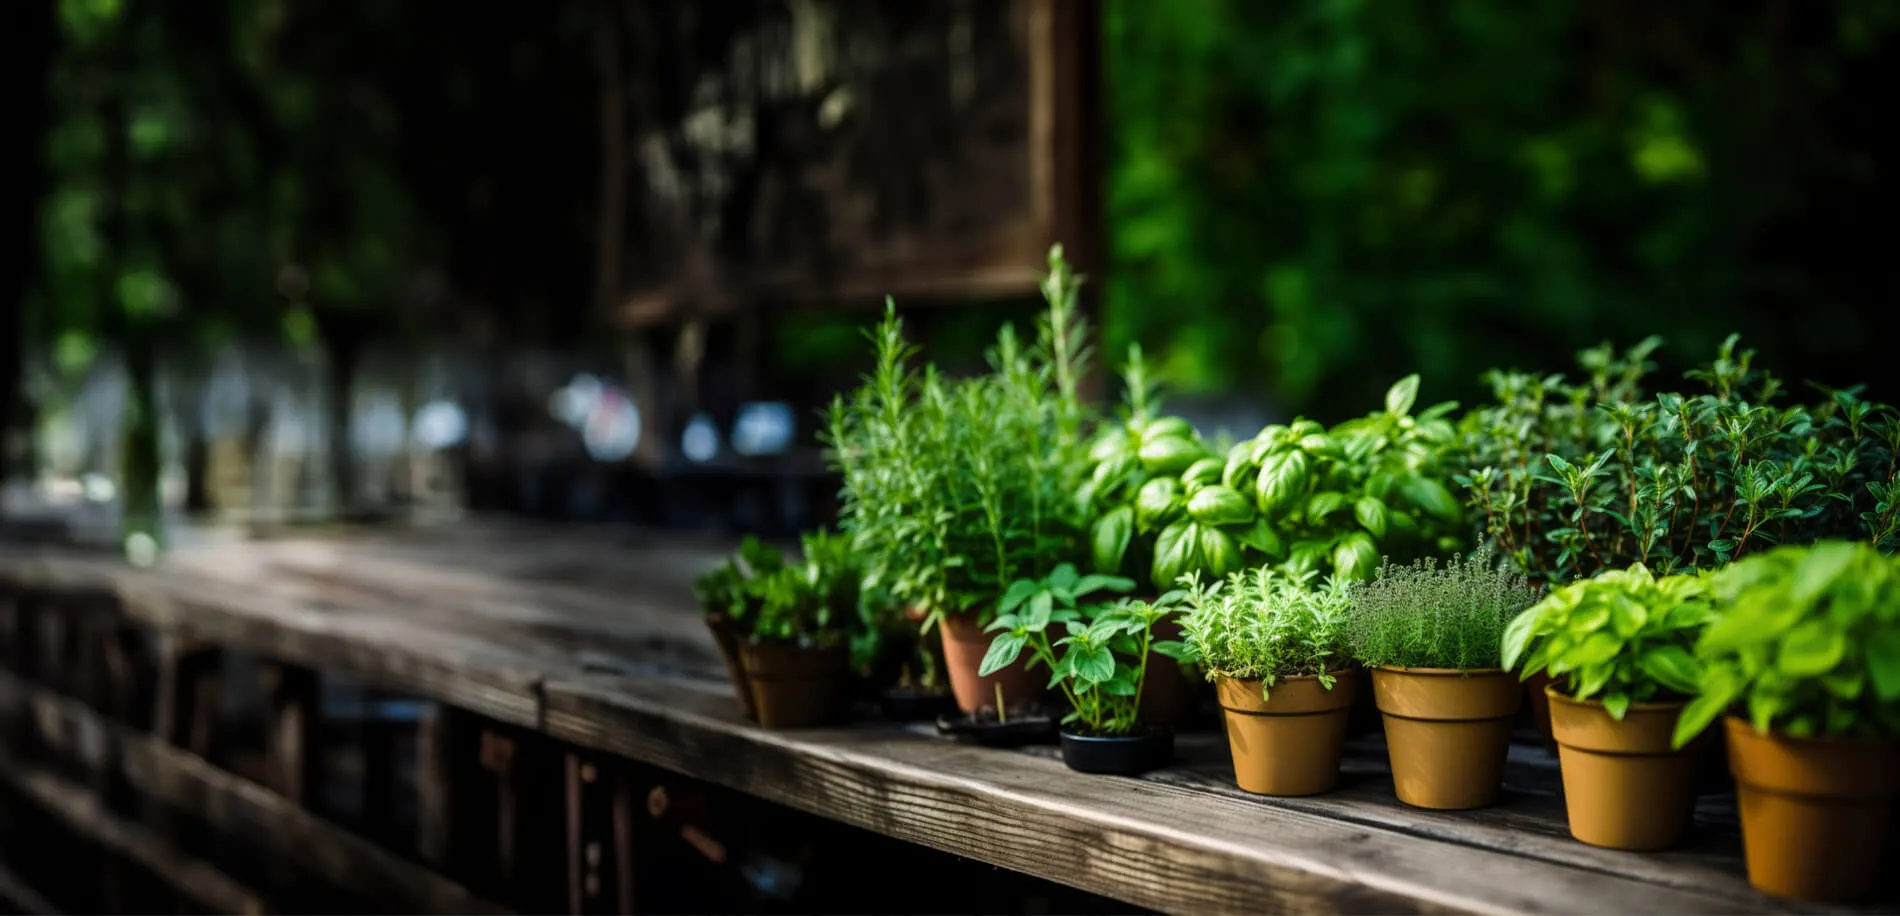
1348, 546, 1538, 670
1501, 563, 1714, 719
1176, 567, 1351, 698
692, 535, 787, 628
1458, 335, 1900, 586
1673, 541, 1900, 747
979, 564, 1191, 735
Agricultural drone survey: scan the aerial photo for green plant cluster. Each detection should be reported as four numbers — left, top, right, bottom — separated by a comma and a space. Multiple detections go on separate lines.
1502, 563, 1714, 720
691, 532, 861, 646
1674, 541, 1900, 746
825, 248, 1094, 628
1175, 568, 1350, 697
1458, 335, 1900, 586
1348, 547, 1538, 670
979, 565, 1189, 735
1085, 373, 1469, 593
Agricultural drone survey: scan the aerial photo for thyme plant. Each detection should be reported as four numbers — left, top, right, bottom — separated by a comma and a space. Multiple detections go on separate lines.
1458, 334, 1900, 585
825, 246, 1096, 629
1347, 546, 1539, 670
1176, 568, 1351, 698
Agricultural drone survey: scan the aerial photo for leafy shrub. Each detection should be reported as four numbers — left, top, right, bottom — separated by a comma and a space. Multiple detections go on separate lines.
825, 248, 1095, 626
691, 535, 786, 626
1348, 546, 1538, 669
1176, 567, 1351, 697
1502, 563, 1714, 719
980, 564, 1191, 735
1458, 335, 1900, 586
1674, 541, 1900, 746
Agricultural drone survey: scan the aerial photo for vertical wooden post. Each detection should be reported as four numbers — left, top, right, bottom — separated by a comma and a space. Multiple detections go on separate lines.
567, 751, 635, 914
260, 662, 321, 804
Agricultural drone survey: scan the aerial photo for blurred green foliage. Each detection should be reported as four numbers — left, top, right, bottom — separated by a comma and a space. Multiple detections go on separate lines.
1104, 0, 1900, 418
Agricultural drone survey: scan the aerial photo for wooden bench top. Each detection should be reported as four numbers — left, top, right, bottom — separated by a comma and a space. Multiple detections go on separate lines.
0, 520, 1883, 914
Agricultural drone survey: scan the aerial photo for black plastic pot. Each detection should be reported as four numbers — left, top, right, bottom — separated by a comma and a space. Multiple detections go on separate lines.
882, 687, 959, 722
935, 710, 1059, 748
1059, 727, 1174, 775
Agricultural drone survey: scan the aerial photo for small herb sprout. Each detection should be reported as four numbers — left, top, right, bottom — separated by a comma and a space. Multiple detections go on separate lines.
1673, 541, 1900, 747
746, 530, 862, 646
979, 564, 1191, 735
692, 535, 787, 627
1502, 563, 1714, 719
1176, 568, 1350, 698
1348, 546, 1539, 670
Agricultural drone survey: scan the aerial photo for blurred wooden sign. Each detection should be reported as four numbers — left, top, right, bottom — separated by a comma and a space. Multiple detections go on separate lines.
603, 0, 1099, 326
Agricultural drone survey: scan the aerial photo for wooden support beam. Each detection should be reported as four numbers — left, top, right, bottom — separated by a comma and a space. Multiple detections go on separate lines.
0, 755, 265, 915
1, 669, 508, 915
566, 751, 635, 915
259, 663, 320, 805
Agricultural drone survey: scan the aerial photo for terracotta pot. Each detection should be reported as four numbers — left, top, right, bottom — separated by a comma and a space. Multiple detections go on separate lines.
1217, 672, 1356, 796
704, 614, 756, 721
1725, 717, 1899, 904
1547, 689, 1700, 850
939, 613, 1044, 714
739, 641, 849, 728
1524, 670, 1558, 753
1138, 617, 1203, 726
1371, 666, 1521, 810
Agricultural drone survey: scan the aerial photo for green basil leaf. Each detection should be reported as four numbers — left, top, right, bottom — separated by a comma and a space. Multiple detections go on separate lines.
1385, 374, 1420, 417
1187, 485, 1255, 527
1181, 457, 1225, 490
1138, 435, 1206, 474
1136, 477, 1185, 533
1636, 645, 1701, 695
1152, 521, 1197, 591
1868, 628, 1900, 702
1353, 497, 1388, 538
978, 632, 1025, 677
1331, 532, 1380, 582
1091, 506, 1135, 575
1074, 645, 1117, 684
1199, 526, 1244, 578
1255, 450, 1309, 515
1777, 621, 1846, 677
1234, 516, 1286, 559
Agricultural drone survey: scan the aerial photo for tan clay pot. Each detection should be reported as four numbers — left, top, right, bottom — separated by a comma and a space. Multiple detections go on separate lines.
1217, 672, 1356, 796
1547, 689, 1699, 850
739, 641, 849, 728
1139, 617, 1204, 726
1371, 666, 1521, 810
705, 614, 757, 721
939, 613, 1045, 714
1725, 717, 1899, 904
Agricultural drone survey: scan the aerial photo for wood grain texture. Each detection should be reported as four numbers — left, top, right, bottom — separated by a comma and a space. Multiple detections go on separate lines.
0, 670, 508, 916
542, 674, 1797, 916
0, 757, 264, 915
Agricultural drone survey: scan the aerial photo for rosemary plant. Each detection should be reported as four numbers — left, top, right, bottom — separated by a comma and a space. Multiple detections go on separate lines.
1347, 546, 1540, 670
825, 246, 1096, 628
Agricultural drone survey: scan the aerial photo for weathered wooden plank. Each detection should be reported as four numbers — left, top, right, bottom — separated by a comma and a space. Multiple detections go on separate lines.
0, 757, 264, 915
542, 674, 1777, 916
0, 670, 509, 915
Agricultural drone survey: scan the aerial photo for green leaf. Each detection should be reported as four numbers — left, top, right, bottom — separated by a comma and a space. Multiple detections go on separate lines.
1136, 477, 1185, 532
1091, 507, 1134, 575
1398, 476, 1461, 523
1099, 671, 1140, 696
1673, 690, 1731, 749
1199, 526, 1244, 577
1152, 521, 1198, 591
1234, 516, 1286, 558
1570, 632, 1622, 667
1868, 629, 1900, 702
1138, 436, 1205, 474
1000, 579, 1039, 614
1073, 573, 1136, 599
1500, 605, 1542, 671
978, 633, 1025, 677
1636, 645, 1701, 694
1777, 621, 1846, 677
1602, 691, 1632, 721
1074, 645, 1117, 684
1181, 457, 1225, 489
1028, 592, 1055, 629
1331, 532, 1380, 582
1150, 639, 1196, 661
1187, 485, 1255, 526
1790, 541, 1857, 607
1304, 491, 1348, 522
1385, 374, 1420, 417
1255, 450, 1309, 515
1353, 497, 1387, 538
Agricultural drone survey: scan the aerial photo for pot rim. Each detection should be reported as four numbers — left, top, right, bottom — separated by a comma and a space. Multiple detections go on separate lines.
1374, 665, 1511, 677
1723, 714, 1900, 749
1219, 669, 1355, 685
1058, 725, 1171, 743
1545, 685, 1689, 713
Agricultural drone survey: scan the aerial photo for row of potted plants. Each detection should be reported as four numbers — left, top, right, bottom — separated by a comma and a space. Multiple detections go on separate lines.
688, 246, 1898, 905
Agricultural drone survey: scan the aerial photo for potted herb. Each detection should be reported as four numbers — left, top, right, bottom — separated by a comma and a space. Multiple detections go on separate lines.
1347, 548, 1538, 809
1501, 563, 1715, 849
1178, 568, 1354, 795
825, 248, 1095, 716
1080, 345, 1218, 725
735, 530, 858, 728
1671, 541, 1900, 904
691, 536, 786, 721
979, 564, 1188, 774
